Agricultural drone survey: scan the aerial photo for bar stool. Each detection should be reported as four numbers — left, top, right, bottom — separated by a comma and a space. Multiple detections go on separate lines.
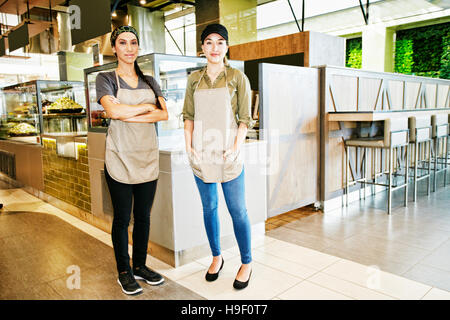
431, 114, 449, 191
408, 115, 432, 201
344, 118, 409, 214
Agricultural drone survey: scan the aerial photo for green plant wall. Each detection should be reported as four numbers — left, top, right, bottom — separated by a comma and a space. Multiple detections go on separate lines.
395, 22, 450, 79
346, 37, 362, 69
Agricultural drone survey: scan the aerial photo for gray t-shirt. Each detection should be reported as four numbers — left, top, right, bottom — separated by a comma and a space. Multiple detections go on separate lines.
96, 71, 163, 105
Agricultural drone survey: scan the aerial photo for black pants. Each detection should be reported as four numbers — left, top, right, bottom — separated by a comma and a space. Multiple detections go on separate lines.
104, 166, 157, 274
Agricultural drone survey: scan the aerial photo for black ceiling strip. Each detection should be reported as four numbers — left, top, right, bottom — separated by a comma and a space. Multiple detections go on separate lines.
27, 0, 30, 20
366, 0, 370, 24
359, 0, 369, 25
49, 0, 53, 22
287, 0, 301, 32
301, 0, 305, 32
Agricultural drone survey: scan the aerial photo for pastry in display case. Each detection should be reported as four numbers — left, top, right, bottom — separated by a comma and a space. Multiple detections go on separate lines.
46, 97, 84, 114
84, 53, 244, 142
8, 122, 38, 137
0, 80, 87, 144
0, 82, 41, 143
39, 81, 87, 136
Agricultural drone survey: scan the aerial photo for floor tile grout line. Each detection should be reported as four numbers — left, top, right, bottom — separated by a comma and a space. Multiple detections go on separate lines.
360, 233, 450, 253
255, 237, 350, 277
278, 223, 351, 243
322, 247, 416, 278
300, 279, 359, 300
268, 278, 307, 300
329, 228, 437, 255
413, 236, 450, 262
275, 276, 358, 300
408, 243, 450, 280
319, 240, 432, 271
306, 267, 401, 300
415, 261, 450, 275
164, 268, 210, 300
319, 262, 433, 300
250, 250, 315, 281
419, 287, 435, 300
156, 263, 208, 283
253, 243, 339, 273
399, 252, 434, 278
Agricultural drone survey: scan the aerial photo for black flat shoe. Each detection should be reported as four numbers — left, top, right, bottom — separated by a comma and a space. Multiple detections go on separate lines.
205, 256, 224, 282
233, 268, 252, 290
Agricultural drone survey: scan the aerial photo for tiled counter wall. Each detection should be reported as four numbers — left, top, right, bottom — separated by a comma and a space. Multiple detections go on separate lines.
42, 138, 91, 213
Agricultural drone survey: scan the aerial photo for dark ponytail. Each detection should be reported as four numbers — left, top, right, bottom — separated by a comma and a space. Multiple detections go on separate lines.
134, 60, 162, 109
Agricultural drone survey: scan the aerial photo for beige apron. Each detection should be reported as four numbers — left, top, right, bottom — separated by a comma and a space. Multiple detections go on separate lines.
105, 71, 159, 184
189, 68, 243, 183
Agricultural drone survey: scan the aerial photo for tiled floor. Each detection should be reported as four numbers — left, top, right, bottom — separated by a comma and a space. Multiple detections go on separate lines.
1, 180, 450, 300
267, 177, 450, 294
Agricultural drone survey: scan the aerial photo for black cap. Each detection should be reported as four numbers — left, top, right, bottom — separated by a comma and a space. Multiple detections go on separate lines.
201, 23, 228, 44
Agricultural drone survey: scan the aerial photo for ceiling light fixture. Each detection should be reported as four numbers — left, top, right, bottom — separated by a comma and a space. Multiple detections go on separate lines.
112, 11, 117, 17
140, 0, 146, 5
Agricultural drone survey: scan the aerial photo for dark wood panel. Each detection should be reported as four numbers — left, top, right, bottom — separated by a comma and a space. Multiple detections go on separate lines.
229, 32, 309, 65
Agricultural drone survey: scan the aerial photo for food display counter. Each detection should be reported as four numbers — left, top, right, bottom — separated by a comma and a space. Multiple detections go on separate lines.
0, 80, 87, 144
0, 80, 88, 194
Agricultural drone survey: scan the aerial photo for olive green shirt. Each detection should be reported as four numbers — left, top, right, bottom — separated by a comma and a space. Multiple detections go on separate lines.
182, 65, 255, 129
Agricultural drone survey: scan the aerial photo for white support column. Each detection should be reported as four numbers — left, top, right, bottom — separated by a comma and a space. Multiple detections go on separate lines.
362, 24, 395, 72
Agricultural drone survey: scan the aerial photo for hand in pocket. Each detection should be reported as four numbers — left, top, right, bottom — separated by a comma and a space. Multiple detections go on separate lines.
223, 148, 239, 163
188, 148, 201, 165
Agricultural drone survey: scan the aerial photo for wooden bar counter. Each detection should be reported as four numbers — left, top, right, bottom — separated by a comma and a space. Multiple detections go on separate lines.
319, 65, 450, 212
328, 109, 450, 122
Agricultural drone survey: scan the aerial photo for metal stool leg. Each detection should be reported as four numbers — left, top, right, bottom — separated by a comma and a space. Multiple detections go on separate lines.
413, 141, 418, 202
364, 147, 367, 200
345, 145, 349, 207
428, 140, 431, 195
372, 148, 376, 196
373, 149, 377, 194
444, 136, 448, 186
434, 138, 438, 192
388, 147, 393, 215
405, 144, 409, 207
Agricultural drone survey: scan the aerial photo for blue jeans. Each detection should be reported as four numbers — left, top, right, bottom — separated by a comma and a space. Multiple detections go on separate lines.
194, 169, 252, 264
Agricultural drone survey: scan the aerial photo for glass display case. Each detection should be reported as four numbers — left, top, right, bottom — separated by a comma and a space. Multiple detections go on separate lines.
84, 53, 244, 138
0, 80, 87, 145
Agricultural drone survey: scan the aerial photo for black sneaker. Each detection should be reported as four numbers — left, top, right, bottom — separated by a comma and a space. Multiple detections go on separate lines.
117, 271, 143, 295
133, 266, 165, 286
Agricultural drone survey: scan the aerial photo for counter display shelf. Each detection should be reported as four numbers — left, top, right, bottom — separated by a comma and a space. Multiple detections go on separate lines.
0, 80, 88, 145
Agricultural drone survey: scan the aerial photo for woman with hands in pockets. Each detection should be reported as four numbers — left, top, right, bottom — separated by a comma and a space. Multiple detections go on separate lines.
183, 23, 255, 290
